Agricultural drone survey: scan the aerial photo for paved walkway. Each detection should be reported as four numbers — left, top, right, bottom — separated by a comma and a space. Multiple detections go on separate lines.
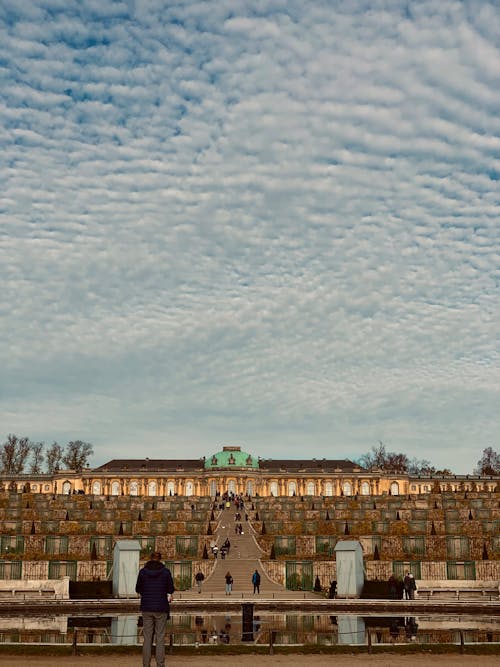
181, 502, 321, 600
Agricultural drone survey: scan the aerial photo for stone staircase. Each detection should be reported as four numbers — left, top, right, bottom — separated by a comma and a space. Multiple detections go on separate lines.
197, 505, 283, 596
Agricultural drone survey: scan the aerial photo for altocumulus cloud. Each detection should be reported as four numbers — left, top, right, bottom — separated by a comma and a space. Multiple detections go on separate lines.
0, 0, 499, 473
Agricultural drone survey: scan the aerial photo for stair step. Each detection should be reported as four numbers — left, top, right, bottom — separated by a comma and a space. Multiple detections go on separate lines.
190, 505, 284, 593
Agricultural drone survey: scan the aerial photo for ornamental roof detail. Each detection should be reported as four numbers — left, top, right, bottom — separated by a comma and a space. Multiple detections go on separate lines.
204, 446, 259, 469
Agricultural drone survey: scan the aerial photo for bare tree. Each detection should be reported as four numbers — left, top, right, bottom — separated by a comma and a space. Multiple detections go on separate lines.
359, 441, 409, 472
62, 440, 94, 473
0, 434, 32, 474
358, 441, 444, 474
29, 441, 45, 474
45, 442, 64, 474
474, 447, 500, 476
358, 441, 389, 469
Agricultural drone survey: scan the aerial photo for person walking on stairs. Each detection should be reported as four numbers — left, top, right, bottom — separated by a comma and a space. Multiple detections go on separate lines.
225, 571, 233, 595
252, 569, 261, 594
195, 570, 204, 594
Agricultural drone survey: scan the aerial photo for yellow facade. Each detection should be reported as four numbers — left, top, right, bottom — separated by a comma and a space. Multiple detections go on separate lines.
1, 444, 497, 498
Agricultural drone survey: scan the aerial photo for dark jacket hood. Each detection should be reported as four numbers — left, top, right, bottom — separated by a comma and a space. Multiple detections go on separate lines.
143, 560, 166, 577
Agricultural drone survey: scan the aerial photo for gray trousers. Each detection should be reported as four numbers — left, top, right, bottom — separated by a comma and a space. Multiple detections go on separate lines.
142, 611, 168, 667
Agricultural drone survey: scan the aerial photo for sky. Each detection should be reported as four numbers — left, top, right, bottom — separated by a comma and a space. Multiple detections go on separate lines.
1, 0, 499, 475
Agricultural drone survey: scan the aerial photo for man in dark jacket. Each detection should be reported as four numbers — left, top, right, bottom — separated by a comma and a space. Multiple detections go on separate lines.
136, 551, 174, 667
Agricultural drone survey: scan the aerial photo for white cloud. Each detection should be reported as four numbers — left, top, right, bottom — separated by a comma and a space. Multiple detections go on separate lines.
0, 0, 499, 474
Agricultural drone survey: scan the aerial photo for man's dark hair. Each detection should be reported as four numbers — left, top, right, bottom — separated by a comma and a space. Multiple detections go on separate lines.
150, 551, 162, 560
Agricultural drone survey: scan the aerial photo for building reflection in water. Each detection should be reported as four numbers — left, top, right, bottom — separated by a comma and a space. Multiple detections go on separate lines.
0, 612, 497, 646
337, 615, 365, 644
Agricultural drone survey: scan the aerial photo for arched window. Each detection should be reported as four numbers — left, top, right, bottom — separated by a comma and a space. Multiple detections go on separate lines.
361, 481, 370, 495
209, 480, 217, 497
343, 481, 352, 496
227, 480, 236, 494
324, 481, 333, 497
307, 481, 315, 495
390, 482, 399, 496
269, 481, 278, 497
130, 481, 139, 496
185, 481, 194, 496
288, 481, 297, 497
167, 481, 175, 496
111, 481, 120, 496
62, 481, 71, 495
148, 481, 157, 496
92, 481, 101, 495
246, 480, 254, 496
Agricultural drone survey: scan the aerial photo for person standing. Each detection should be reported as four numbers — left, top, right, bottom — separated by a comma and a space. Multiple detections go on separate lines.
195, 570, 204, 594
407, 573, 417, 599
135, 551, 174, 667
388, 574, 398, 600
403, 572, 416, 600
225, 571, 233, 595
252, 569, 261, 594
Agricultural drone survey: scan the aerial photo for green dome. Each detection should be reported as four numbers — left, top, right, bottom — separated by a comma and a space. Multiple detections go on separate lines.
204, 447, 259, 469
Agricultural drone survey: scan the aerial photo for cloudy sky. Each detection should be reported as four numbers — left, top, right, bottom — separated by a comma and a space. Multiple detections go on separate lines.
1, 0, 499, 474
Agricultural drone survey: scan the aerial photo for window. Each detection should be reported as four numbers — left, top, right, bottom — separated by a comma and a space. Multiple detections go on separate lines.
111, 481, 120, 496
306, 482, 315, 495
1, 536, 24, 554
185, 481, 194, 496
446, 561, 476, 580
62, 481, 71, 495
446, 536, 470, 559
167, 481, 175, 496
315, 536, 336, 555
176, 536, 198, 557
246, 480, 254, 496
390, 482, 399, 496
402, 536, 425, 556
130, 481, 139, 496
343, 481, 352, 496
44, 536, 68, 555
269, 481, 278, 496
361, 481, 370, 495
288, 481, 297, 496
92, 481, 101, 495
324, 482, 333, 497
148, 481, 157, 496
275, 536, 296, 556
90, 536, 113, 558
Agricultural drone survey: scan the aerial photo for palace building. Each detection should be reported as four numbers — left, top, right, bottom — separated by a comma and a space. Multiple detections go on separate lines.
1, 446, 497, 497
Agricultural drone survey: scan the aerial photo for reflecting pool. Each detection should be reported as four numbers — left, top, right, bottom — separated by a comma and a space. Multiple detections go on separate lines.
0, 612, 498, 647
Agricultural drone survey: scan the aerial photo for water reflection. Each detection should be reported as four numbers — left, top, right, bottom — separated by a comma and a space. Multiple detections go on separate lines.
0, 612, 497, 646
337, 615, 365, 644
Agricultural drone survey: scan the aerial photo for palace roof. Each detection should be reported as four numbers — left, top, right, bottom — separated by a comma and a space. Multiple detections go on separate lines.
92, 453, 361, 473
93, 459, 203, 472
258, 458, 361, 472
